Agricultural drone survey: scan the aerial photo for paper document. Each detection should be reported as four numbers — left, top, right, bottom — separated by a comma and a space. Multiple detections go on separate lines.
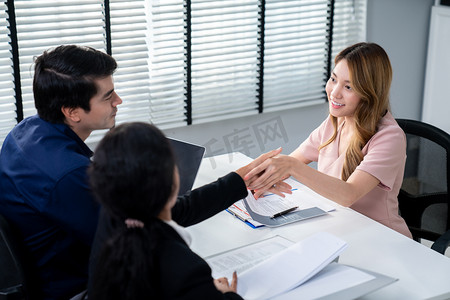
206, 232, 396, 300
248, 177, 336, 215
228, 177, 337, 227
242, 180, 332, 227
236, 232, 347, 300
205, 235, 293, 280
271, 262, 375, 300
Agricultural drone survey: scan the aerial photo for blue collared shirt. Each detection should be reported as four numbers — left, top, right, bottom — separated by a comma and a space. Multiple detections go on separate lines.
0, 115, 100, 299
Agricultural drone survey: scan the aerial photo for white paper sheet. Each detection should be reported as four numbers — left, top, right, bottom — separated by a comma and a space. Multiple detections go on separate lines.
272, 262, 375, 300
236, 232, 347, 300
205, 235, 294, 280
246, 177, 336, 217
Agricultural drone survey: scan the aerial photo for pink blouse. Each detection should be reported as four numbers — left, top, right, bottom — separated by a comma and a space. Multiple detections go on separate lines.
298, 112, 412, 238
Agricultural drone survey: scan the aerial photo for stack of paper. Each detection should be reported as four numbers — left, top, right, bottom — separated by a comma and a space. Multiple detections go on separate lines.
228, 177, 337, 227
206, 232, 396, 299
207, 236, 293, 280
271, 263, 376, 300
236, 232, 347, 299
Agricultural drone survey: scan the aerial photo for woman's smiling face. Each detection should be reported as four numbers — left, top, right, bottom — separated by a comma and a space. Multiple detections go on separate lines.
325, 59, 361, 120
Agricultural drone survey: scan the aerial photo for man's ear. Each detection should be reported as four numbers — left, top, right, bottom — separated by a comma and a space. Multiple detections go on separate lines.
61, 106, 81, 123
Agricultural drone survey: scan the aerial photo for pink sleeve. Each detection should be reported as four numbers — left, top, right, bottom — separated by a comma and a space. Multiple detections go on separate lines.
298, 118, 331, 162
356, 125, 406, 190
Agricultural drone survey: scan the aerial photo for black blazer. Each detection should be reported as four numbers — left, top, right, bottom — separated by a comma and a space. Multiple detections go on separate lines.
88, 172, 247, 298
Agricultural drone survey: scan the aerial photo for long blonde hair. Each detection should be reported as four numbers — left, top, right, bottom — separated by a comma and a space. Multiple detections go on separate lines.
319, 42, 392, 181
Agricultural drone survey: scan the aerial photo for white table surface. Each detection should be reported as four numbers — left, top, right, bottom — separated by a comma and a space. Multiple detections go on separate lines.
189, 152, 450, 300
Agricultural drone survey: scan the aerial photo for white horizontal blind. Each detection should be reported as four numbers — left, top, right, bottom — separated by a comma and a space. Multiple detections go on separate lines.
86, 0, 153, 146
0, 3, 16, 147
147, 0, 187, 129
110, 0, 150, 125
0, 1, 367, 146
14, 0, 106, 120
190, 0, 260, 124
263, 0, 330, 112
331, 0, 367, 67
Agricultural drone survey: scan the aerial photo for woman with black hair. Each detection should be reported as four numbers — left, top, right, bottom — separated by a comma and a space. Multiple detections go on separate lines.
88, 122, 244, 299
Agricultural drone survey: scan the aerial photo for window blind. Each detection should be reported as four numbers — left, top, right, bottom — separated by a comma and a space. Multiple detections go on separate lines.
263, 0, 330, 112
14, 0, 106, 121
190, 0, 260, 124
0, 3, 16, 146
331, 0, 367, 67
110, 0, 150, 125
0, 0, 367, 147
147, 0, 187, 129
86, 0, 153, 146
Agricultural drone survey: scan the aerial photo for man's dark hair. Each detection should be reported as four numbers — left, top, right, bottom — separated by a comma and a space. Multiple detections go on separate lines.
33, 45, 117, 123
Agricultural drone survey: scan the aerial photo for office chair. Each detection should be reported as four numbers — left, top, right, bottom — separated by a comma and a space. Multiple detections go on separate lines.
396, 119, 450, 255
0, 213, 30, 300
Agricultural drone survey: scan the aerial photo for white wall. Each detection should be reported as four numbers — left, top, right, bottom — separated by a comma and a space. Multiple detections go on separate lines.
164, 104, 329, 159
421, 5, 450, 133
366, 0, 434, 120
163, 0, 435, 158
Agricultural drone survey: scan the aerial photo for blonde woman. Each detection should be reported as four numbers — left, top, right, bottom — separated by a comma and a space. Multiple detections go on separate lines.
246, 42, 412, 238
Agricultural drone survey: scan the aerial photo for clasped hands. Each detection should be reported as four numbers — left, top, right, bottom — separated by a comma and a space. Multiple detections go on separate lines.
236, 148, 294, 199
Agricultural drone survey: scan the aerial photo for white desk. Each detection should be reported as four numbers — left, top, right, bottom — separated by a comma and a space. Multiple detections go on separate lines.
190, 152, 450, 300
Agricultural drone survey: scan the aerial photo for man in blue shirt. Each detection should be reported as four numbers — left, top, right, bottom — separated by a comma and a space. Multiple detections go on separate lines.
0, 45, 122, 299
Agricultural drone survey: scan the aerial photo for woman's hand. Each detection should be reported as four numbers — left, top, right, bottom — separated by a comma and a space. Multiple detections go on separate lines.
214, 271, 238, 294
235, 148, 282, 182
253, 179, 292, 199
245, 154, 295, 198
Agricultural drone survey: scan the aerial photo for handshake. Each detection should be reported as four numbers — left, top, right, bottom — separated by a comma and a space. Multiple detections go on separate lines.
235, 148, 295, 199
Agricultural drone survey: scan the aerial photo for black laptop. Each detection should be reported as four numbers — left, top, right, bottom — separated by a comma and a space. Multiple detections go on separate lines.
168, 138, 206, 196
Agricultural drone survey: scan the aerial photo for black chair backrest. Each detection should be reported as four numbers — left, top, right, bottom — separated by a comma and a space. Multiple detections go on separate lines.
0, 214, 28, 300
396, 118, 450, 242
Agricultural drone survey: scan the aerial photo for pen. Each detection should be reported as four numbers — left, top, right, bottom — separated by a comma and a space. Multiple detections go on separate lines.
271, 206, 298, 219
228, 209, 247, 222
233, 212, 247, 222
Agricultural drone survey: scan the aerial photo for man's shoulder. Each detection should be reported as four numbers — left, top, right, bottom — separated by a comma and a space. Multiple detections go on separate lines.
2, 115, 91, 181
10, 115, 66, 140
7, 115, 61, 147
